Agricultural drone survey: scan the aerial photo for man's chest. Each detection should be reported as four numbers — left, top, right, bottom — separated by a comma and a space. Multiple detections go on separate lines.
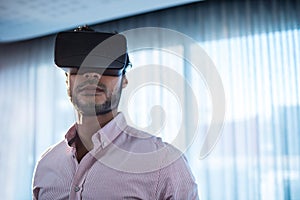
38, 160, 159, 200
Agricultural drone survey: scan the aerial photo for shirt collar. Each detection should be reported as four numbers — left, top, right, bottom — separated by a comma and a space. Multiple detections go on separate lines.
65, 112, 127, 150
65, 125, 77, 148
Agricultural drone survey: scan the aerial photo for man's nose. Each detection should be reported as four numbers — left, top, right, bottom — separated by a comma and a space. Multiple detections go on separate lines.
83, 72, 101, 79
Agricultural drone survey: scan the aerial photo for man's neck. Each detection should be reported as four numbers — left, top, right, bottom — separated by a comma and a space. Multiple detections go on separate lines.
75, 110, 117, 150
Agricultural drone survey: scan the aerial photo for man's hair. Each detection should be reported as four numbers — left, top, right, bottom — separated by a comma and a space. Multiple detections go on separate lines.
73, 25, 95, 32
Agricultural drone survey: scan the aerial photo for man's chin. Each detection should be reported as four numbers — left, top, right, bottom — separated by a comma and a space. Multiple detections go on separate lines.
78, 95, 107, 103
81, 109, 112, 116
73, 102, 113, 116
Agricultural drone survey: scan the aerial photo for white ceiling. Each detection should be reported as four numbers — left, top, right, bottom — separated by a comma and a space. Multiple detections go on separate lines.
0, 0, 201, 43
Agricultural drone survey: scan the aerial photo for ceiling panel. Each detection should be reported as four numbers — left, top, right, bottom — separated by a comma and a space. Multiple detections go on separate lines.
0, 0, 201, 43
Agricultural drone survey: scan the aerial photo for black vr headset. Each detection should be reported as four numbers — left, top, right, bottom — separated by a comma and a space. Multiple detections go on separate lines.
54, 28, 130, 76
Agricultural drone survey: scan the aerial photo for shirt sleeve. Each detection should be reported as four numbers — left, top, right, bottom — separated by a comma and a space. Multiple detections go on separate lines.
32, 146, 54, 200
157, 155, 199, 200
32, 160, 41, 200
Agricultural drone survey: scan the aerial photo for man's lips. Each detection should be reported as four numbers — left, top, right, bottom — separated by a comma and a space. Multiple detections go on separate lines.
78, 85, 105, 95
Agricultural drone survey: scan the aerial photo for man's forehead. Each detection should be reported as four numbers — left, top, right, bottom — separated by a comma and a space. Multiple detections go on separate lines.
65, 67, 125, 77
67, 68, 105, 75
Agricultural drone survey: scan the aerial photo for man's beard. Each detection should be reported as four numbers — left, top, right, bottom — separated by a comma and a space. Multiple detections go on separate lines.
70, 79, 122, 116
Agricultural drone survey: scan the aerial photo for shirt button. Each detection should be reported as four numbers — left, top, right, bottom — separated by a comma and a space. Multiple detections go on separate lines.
102, 141, 106, 147
74, 186, 80, 192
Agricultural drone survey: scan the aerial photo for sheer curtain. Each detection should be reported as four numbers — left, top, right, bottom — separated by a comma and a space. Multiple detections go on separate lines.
0, 0, 299, 199
0, 37, 75, 199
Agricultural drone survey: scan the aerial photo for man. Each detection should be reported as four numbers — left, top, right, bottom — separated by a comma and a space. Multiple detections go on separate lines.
32, 26, 199, 199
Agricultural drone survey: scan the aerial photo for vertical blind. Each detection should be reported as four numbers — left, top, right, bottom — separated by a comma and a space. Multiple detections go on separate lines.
0, 0, 299, 199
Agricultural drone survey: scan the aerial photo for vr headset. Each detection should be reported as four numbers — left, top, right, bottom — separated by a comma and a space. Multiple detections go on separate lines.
54, 30, 130, 76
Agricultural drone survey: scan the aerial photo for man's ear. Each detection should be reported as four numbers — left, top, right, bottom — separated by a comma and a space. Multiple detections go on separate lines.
122, 75, 128, 88
65, 73, 72, 97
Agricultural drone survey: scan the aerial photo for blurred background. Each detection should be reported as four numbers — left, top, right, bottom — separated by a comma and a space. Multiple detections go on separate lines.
0, 0, 299, 199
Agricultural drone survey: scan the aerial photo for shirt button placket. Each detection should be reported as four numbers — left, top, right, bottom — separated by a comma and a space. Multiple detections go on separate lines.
69, 153, 95, 199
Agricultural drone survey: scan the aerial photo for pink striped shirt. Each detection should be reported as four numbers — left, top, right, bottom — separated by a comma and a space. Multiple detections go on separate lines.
32, 113, 199, 199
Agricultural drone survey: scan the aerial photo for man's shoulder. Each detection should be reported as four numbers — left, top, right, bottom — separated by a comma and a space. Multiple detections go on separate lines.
116, 125, 186, 170
120, 125, 170, 152
35, 140, 69, 165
